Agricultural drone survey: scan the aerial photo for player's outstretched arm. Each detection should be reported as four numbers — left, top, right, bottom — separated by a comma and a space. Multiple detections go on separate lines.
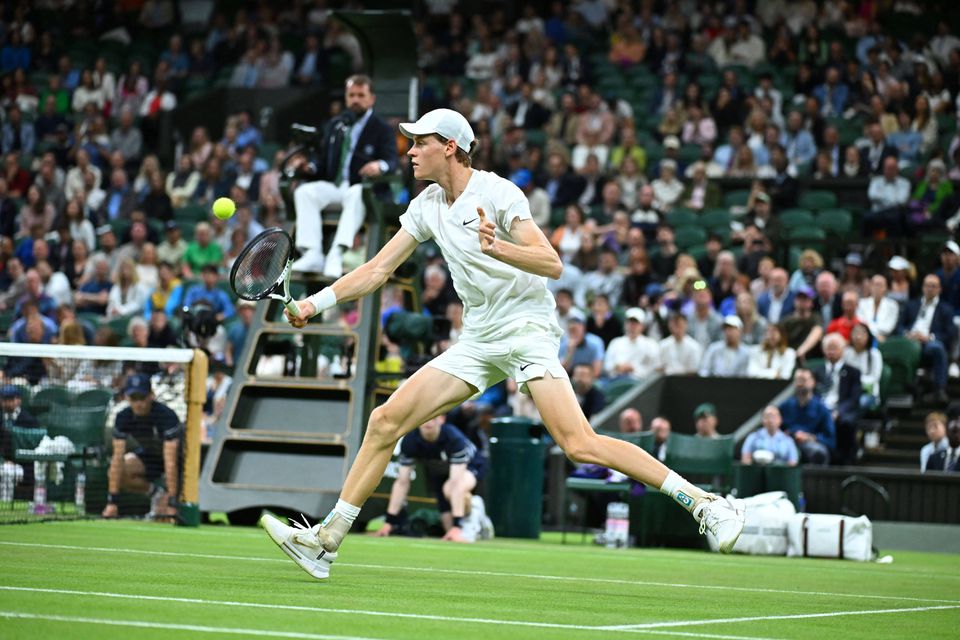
477, 207, 563, 279
286, 229, 419, 327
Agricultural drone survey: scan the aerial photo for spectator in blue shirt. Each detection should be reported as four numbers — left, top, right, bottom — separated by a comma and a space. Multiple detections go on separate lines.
779, 367, 835, 465
2, 105, 35, 156
559, 309, 605, 377
183, 264, 235, 322
780, 111, 817, 173
9, 303, 58, 343
160, 35, 190, 80
234, 110, 262, 150
14, 269, 57, 322
886, 110, 923, 165
741, 405, 799, 466
0, 31, 31, 73
812, 67, 849, 117
74, 256, 113, 316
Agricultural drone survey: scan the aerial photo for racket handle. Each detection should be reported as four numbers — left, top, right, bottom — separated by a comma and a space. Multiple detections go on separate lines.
284, 299, 301, 317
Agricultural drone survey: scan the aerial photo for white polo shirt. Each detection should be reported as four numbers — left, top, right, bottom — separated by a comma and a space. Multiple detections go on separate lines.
400, 170, 561, 342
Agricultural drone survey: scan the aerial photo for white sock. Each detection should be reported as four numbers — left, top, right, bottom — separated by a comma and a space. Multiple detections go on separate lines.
333, 499, 361, 525
317, 499, 361, 551
659, 471, 709, 514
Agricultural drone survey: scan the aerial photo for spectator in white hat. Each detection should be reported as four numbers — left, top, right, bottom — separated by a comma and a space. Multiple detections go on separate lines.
699, 315, 751, 377
603, 307, 660, 381
651, 158, 684, 212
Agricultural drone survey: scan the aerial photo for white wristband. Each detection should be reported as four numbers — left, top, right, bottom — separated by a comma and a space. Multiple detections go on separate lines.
306, 287, 337, 317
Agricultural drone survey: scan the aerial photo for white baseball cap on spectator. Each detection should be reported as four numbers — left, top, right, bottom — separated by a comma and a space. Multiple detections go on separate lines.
723, 315, 743, 330
664, 135, 681, 150
399, 108, 475, 153
888, 256, 910, 271
625, 307, 647, 324
943, 240, 960, 256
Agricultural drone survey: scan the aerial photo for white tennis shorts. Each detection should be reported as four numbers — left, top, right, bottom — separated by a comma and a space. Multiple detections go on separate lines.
427, 325, 568, 395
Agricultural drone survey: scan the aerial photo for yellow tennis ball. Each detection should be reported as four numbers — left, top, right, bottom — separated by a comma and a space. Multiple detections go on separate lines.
212, 197, 236, 220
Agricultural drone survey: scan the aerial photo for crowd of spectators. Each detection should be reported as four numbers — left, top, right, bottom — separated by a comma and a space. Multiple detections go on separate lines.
2, 2, 960, 470
403, 0, 960, 467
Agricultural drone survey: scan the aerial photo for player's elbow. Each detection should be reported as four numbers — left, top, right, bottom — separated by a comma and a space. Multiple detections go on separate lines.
547, 253, 563, 279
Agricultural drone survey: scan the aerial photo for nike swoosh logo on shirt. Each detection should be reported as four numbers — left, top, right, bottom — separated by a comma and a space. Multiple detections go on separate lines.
462, 218, 478, 226
519, 363, 533, 371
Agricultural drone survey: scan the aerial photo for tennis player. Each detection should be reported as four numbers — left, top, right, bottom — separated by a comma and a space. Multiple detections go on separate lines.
261, 108, 744, 579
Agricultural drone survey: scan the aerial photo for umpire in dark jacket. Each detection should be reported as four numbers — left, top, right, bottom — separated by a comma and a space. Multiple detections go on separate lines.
901, 274, 957, 404
291, 74, 397, 278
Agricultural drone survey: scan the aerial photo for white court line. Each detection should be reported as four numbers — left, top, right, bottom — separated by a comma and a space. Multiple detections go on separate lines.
0, 611, 382, 640
600, 604, 960, 631
2, 540, 958, 606
0, 590, 780, 640
51, 521, 960, 581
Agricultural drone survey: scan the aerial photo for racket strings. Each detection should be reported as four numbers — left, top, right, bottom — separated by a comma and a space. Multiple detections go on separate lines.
234, 233, 290, 299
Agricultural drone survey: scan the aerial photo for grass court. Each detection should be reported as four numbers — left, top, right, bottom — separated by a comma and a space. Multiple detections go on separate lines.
0, 519, 958, 639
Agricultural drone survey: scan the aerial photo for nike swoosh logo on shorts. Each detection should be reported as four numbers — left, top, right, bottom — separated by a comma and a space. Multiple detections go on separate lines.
519, 363, 533, 371
462, 218, 478, 226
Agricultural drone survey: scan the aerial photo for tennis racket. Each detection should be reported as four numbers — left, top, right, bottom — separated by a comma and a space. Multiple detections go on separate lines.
229, 227, 301, 318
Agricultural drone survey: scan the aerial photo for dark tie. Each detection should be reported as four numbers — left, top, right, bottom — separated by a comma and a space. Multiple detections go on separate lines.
336, 125, 353, 186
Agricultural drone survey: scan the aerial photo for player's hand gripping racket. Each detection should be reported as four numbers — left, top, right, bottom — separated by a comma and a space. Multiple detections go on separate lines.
229, 227, 301, 321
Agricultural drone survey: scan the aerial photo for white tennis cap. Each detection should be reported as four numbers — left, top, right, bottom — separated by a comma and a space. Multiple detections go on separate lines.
399, 108, 475, 153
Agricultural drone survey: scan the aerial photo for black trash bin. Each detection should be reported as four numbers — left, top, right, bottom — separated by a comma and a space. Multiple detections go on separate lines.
486, 417, 545, 539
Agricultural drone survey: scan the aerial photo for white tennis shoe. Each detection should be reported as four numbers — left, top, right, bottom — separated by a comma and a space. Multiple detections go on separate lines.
693, 495, 745, 554
260, 513, 337, 579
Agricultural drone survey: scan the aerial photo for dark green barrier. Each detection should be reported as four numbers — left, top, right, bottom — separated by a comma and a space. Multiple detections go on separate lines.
487, 418, 545, 539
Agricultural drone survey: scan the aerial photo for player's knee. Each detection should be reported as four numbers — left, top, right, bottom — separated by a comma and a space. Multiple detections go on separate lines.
367, 406, 404, 446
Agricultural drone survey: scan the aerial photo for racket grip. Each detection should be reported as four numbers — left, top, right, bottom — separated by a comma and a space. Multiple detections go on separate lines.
284, 299, 301, 317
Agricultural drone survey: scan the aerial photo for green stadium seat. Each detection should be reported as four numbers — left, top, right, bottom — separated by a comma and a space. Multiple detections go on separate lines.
815, 208, 853, 236
675, 226, 708, 250
723, 189, 750, 208
549, 206, 566, 228
785, 226, 826, 242
174, 204, 210, 223
0, 308, 14, 333
562, 430, 654, 542
44, 403, 110, 468
798, 190, 838, 211
107, 314, 134, 338
698, 208, 731, 230
877, 363, 894, 402
603, 378, 637, 405
878, 337, 921, 397
679, 144, 701, 165
779, 208, 816, 229
663, 433, 735, 493
666, 209, 698, 228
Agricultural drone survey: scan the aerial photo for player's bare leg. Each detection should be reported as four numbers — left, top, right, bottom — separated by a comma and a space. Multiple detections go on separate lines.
261, 366, 476, 576
526, 372, 744, 552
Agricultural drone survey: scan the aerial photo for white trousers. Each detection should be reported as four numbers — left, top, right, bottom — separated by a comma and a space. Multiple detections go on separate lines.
292, 180, 366, 252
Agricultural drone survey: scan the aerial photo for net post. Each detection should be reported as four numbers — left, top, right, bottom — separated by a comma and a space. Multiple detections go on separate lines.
179, 348, 208, 526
